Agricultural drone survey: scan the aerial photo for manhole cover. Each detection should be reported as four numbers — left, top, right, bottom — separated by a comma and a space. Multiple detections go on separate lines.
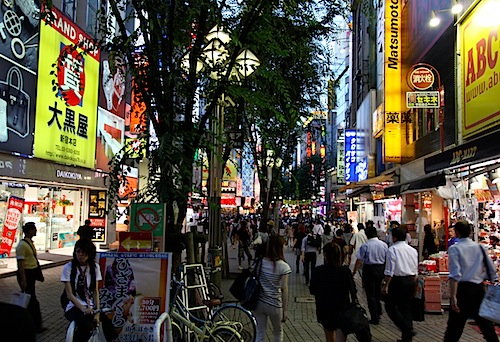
295, 297, 315, 303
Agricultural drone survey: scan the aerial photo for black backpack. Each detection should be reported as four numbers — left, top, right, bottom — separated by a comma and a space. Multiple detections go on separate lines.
60, 261, 96, 310
307, 234, 321, 248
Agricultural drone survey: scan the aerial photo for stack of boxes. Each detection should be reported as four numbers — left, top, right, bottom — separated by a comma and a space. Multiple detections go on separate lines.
423, 276, 443, 313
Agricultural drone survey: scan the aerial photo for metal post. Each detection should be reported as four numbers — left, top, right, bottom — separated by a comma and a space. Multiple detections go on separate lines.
418, 193, 424, 262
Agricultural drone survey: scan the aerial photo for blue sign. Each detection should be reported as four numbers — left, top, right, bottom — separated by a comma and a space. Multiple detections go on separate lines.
344, 130, 357, 182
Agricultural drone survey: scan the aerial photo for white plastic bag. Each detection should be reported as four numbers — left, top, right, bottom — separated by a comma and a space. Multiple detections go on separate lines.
10, 291, 31, 308
88, 324, 107, 342
479, 284, 500, 324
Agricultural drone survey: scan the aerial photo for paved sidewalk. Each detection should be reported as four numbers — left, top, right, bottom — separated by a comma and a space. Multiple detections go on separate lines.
0, 241, 493, 341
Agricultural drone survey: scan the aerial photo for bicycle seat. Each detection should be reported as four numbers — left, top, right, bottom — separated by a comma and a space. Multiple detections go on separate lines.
202, 298, 222, 307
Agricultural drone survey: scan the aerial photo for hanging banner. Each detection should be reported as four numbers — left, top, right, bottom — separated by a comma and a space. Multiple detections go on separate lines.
337, 129, 345, 185
0, 3, 40, 156
0, 196, 25, 256
98, 252, 171, 341
461, 0, 500, 139
34, 6, 100, 168
383, 0, 403, 163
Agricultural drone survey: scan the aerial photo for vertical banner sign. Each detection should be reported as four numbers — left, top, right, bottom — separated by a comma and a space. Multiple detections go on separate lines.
337, 129, 345, 185
130, 203, 165, 252
89, 190, 107, 242
461, 0, 500, 139
0, 196, 25, 256
0, 3, 39, 155
384, 0, 402, 163
34, 6, 100, 168
98, 252, 172, 341
344, 129, 358, 183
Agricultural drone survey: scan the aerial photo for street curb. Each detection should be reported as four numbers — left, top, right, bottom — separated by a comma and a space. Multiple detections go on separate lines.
0, 259, 70, 279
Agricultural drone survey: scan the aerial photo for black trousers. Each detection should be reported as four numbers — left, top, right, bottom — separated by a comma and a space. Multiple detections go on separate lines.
17, 268, 42, 330
362, 264, 385, 323
385, 276, 415, 341
304, 252, 317, 284
444, 282, 499, 342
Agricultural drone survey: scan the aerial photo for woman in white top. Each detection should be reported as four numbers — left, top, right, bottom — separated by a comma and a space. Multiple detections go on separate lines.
253, 235, 291, 342
61, 239, 102, 342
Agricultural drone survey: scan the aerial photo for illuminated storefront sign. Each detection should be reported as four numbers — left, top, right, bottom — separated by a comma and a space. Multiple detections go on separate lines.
461, 0, 500, 139
344, 129, 357, 182
406, 91, 440, 108
34, 6, 100, 168
337, 129, 345, 185
384, 0, 403, 163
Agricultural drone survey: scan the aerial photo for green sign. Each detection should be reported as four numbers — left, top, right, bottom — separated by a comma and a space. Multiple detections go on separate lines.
130, 203, 165, 252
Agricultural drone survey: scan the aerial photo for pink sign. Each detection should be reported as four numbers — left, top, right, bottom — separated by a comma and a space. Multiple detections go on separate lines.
0, 196, 25, 256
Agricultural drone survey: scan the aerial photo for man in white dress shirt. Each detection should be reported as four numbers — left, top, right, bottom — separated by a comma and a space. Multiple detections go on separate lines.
382, 226, 418, 342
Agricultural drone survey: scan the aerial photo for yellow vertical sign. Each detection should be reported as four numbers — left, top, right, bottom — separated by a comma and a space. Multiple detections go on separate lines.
384, 0, 402, 163
34, 6, 99, 169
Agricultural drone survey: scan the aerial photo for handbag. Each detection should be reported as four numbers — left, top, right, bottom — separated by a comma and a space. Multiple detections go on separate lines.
10, 291, 31, 308
0, 66, 30, 138
23, 239, 44, 282
478, 247, 500, 323
240, 258, 263, 310
338, 267, 371, 341
253, 234, 263, 245
229, 269, 252, 301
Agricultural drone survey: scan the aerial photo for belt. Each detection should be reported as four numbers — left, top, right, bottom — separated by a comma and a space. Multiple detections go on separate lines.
393, 275, 416, 278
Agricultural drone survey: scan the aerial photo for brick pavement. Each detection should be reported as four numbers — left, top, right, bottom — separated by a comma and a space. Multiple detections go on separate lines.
0, 241, 492, 341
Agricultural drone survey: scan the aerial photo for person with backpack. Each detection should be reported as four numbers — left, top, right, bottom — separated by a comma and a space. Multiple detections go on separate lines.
61, 238, 101, 342
301, 225, 321, 285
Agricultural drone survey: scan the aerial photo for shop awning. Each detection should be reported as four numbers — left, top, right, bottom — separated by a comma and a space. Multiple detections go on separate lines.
384, 173, 446, 196
339, 172, 395, 192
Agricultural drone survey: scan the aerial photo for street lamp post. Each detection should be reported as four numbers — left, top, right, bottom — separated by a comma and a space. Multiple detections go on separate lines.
190, 26, 259, 288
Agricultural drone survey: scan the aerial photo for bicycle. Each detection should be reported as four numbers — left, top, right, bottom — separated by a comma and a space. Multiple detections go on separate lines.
169, 278, 244, 341
178, 264, 256, 341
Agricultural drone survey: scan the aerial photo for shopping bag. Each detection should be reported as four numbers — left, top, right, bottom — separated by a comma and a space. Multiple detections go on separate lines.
0, 66, 30, 138
88, 324, 107, 342
229, 269, 252, 301
10, 291, 31, 308
479, 283, 500, 324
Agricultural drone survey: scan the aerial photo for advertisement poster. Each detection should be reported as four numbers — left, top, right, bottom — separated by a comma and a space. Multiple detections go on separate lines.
461, 0, 500, 139
98, 252, 172, 341
0, 2, 40, 155
96, 52, 126, 171
130, 203, 165, 252
89, 190, 107, 242
34, 6, 100, 168
0, 196, 25, 256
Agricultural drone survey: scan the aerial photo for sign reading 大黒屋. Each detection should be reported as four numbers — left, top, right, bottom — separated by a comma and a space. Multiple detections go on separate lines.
33, 5, 100, 168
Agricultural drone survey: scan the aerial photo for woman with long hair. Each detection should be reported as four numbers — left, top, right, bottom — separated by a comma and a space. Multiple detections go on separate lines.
61, 239, 101, 342
310, 243, 355, 342
253, 235, 291, 342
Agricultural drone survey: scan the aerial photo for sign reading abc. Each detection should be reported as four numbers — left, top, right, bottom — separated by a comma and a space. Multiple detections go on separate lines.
34, 6, 100, 168
461, 0, 500, 139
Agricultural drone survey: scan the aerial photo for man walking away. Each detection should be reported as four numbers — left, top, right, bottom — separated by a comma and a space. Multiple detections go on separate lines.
301, 226, 319, 285
236, 221, 252, 270
77, 219, 93, 241
353, 226, 388, 325
444, 221, 499, 342
382, 226, 418, 342
349, 223, 368, 272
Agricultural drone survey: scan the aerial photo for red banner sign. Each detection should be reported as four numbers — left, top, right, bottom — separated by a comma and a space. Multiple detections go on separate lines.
0, 196, 25, 256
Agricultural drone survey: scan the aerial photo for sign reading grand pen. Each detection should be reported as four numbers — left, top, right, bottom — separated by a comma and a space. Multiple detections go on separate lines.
34, 5, 100, 168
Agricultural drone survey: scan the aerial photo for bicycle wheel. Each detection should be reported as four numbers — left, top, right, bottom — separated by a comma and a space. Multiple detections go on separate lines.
211, 304, 256, 342
209, 326, 244, 342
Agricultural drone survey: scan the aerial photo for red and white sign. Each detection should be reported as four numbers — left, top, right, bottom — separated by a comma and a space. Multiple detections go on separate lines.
409, 67, 434, 90
0, 196, 25, 256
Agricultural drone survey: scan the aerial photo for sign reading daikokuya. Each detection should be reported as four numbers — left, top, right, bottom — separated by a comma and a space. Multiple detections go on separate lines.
0, 2, 40, 155
460, 0, 500, 139
33, 5, 100, 168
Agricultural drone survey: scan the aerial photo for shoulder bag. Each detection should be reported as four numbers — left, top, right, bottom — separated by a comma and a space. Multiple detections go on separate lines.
478, 246, 500, 324
240, 258, 263, 310
23, 239, 44, 282
337, 267, 371, 341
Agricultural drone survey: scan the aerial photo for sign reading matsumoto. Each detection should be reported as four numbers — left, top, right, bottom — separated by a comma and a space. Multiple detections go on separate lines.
34, 6, 100, 168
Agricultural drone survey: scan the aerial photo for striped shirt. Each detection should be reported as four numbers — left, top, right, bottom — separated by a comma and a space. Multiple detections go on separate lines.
257, 258, 291, 308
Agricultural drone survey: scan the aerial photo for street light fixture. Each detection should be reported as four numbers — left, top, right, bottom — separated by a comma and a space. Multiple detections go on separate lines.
429, 1, 464, 27
187, 25, 259, 287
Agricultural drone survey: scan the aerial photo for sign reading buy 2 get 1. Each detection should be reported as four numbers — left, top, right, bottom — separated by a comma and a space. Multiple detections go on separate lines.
34, 5, 100, 169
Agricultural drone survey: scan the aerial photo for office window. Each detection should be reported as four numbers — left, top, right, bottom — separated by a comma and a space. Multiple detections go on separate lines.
62, 0, 76, 21
87, 0, 99, 37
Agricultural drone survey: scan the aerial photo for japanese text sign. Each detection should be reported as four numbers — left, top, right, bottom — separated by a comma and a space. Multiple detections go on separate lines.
34, 6, 100, 168
344, 130, 357, 182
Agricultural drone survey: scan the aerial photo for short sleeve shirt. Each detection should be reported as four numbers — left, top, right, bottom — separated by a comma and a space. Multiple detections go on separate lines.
61, 262, 102, 311
15, 239, 38, 269
258, 258, 291, 308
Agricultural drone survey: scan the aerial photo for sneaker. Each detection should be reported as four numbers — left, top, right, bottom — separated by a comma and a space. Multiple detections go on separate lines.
238, 266, 243, 270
